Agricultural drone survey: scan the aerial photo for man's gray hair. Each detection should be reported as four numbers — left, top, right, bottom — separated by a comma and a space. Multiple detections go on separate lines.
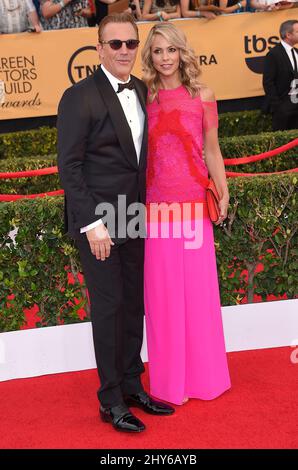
280, 20, 298, 40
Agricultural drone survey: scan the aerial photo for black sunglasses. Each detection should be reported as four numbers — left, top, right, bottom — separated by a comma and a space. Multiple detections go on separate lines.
100, 39, 140, 51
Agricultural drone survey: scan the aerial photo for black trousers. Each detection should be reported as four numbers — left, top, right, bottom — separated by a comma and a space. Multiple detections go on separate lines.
272, 97, 298, 131
76, 236, 145, 408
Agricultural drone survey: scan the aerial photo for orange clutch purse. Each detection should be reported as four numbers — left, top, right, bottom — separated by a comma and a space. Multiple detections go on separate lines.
206, 178, 220, 224
192, 169, 222, 224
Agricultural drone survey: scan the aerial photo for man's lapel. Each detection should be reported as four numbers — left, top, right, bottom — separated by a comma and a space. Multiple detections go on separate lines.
93, 67, 139, 169
278, 43, 296, 76
132, 76, 148, 171
294, 47, 298, 79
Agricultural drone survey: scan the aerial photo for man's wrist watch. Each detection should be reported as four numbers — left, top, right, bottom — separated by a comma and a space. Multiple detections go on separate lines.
59, 0, 65, 8
196, 10, 201, 17
237, 1, 242, 7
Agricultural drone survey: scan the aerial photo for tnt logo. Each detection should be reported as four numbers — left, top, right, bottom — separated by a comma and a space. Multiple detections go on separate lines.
244, 34, 279, 74
68, 46, 100, 84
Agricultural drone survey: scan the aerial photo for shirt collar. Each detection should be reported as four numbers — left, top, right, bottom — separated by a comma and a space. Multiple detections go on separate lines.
101, 65, 131, 93
281, 40, 295, 53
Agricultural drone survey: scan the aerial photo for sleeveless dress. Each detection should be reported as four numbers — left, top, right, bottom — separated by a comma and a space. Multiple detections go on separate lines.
144, 85, 231, 405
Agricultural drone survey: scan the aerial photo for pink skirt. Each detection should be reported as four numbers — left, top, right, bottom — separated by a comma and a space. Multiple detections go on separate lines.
144, 202, 231, 405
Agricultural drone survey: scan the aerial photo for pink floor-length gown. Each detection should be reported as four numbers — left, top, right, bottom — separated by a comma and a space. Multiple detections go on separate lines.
144, 86, 231, 405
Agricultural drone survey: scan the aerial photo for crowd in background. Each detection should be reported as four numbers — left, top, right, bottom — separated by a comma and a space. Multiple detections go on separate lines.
0, 0, 296, 34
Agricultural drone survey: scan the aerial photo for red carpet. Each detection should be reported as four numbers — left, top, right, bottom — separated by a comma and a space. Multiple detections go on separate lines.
0, 347, 297, 449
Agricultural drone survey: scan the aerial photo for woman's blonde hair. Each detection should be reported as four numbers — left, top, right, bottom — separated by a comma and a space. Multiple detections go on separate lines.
141, 23, 202, 103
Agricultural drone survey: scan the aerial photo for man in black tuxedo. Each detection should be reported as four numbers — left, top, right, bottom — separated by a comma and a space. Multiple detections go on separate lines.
263, 19, 298, 131
57, 13, 174, 433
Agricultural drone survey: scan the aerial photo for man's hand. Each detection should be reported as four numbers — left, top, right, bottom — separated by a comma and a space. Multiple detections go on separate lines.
86, 224, 115, 261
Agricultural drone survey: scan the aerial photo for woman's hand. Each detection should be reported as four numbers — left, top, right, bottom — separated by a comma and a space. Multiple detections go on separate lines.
75, 7, 91, 17
161, 11, 170, 20
215, 193, 229, 226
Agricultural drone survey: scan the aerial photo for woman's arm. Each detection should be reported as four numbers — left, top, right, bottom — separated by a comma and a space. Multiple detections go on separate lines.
218, 0, 247, 13
274, 1, 294, 9
142, 0, 159, 20
141, 0, 182, 23
75, 6, 92, 17
249, 0, 268, 9
201, 87, 229, 224
133, 0, 143, 19
99, 0, 118, 4
41, 0, 73, 19
162, 4, 182, 20
28, 10, 42, 31
180, 0, 217, 18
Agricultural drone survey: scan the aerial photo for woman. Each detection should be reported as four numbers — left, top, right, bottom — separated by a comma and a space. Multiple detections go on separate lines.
142, 0, 181, 21
180, 0, 219, 18
142, 23, 231, 405
40, 0, 91, 30
217, 0, 247, 13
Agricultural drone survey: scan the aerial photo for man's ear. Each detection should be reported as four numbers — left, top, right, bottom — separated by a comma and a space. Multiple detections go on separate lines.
97, 43, 104, 60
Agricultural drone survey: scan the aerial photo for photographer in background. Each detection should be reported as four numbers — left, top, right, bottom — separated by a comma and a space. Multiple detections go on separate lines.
263, 19, 298, 130
40, 0, 91, 29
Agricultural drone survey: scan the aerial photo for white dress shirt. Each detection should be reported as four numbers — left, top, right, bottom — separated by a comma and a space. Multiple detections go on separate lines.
80, 65, 145, 234
281, 40, 298, 72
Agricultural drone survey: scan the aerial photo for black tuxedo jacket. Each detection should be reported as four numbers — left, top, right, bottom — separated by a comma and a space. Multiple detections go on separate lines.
57, 67, 148, 242
262, 43, 298, 113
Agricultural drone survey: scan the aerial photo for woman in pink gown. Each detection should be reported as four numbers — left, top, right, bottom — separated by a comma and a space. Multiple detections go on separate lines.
142, 23, 231, 405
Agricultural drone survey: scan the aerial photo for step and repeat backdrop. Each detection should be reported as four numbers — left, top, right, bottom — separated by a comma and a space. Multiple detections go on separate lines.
0, 10, 296, 120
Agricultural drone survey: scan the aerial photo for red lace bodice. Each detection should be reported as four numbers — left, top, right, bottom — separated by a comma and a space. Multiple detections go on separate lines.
146, 85, 218, 204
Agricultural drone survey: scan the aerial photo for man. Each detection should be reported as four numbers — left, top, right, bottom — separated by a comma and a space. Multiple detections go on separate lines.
57, 13, 174, 433
263, 19, 298, 131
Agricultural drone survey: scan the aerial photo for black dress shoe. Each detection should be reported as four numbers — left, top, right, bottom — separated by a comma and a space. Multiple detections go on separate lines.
124, 391, 175, 416
100, 403, 146, 433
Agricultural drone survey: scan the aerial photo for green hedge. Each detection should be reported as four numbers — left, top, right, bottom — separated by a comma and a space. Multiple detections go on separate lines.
0, 111, 275, 159
0, 129, 297, 195
220, 129, 298, 173
0, 127, 57, 160
0, 174, 297, 332
218, 110, 272, 137
218, 174, 297, 305
0, 156, 59, 194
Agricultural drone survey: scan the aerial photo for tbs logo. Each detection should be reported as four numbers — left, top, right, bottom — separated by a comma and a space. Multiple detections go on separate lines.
244, 35, 279, 74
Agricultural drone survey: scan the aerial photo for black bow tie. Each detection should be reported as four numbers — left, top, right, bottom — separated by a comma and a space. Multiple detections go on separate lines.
117, 80, 135, 93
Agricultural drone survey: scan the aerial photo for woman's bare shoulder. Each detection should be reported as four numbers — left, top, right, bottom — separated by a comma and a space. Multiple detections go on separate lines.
199, 85, 216, 102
